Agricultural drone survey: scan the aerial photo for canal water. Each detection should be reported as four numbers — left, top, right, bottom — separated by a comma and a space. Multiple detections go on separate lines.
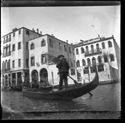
2, 82, 121, 113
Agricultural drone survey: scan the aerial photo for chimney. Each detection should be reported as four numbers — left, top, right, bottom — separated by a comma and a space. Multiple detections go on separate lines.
40, 31, 42, 35
32, 28, 35, 32
37, 28, 39, 33
12, 28, 18, 32
66, 40, 68, 43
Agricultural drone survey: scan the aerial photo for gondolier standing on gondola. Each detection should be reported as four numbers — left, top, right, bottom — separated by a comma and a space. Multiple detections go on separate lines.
56, 55, 70, 90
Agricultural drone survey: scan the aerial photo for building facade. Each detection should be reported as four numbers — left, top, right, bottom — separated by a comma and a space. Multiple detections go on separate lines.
74, 36, 120, 84
28, 34, 76, 86
1, 27, 41, 88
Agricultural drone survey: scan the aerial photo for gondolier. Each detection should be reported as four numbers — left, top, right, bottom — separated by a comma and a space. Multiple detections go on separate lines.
56, 55, 70, 90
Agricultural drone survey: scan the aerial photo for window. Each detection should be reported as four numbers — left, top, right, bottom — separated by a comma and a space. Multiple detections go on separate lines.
90, 66, 96, 73
18, 59, 21, 67
5, 60, 7, 70
9, 45, 11, 55
49, 38, 53, 47
12, 60, 15, 68
76, 60, 80, 67
91, 45, 94, 53
41, 54, 47, 64
82, 59, 86, 66
3, 37, 5, 43
18, 42, 21, 49
13, 32, 15, 37
26, 30, 29, 35
98, 56, 102, 64
26, 42, 28, 50
69, 47, 71, 53
102, 42, 105, 49
76, 48, 79, 55
81, 47, 84, 53
92, 57, 96, 66
103, 55, 108, 62
41, 39, 46, 47
64, 45, 67, 52
87, 58, 91, 66
6, 36, 8, 42
85, 46, 89, 54
96, 43, 100, 51
26, 58, 29, 67
30, 43, 34, 50
98, 64, 104, 72
12, 44, 15, 51
2, 61, 4, 71
84, 67, 89, 74
71, 69, 75, 75
8, 60, 10, 70
9, 35, 11, 41
19, 29, 21, 34
108, 41, 112, 47
59, 43, 61, 49
6, 45, 9, 56
109, 54, 115, 61
31, 56, 35, 66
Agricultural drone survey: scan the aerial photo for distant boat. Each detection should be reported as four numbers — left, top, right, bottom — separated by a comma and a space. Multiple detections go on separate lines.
22, 67, 99, 100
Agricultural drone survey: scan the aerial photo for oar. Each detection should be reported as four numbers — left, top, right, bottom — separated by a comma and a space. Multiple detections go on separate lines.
68, 75, 79, 85
88, 92, 93, 96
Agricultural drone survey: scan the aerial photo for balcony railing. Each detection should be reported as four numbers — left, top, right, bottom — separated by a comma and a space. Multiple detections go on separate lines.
85, 49, 102, 57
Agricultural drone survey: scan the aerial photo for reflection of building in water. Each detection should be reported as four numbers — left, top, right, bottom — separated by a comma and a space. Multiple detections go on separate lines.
74, 36, 120, 84
29, 34, 76, 86
1, 27, 41, 88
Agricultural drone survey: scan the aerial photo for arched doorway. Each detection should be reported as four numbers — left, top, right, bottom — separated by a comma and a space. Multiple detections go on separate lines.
39, 68, 48, 86
31, 70, 38, 84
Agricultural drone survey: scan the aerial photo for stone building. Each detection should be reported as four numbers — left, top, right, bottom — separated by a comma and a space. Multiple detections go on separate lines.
1, 27, 41, 88
28, 34, 76, 86
74, 36, 120, 84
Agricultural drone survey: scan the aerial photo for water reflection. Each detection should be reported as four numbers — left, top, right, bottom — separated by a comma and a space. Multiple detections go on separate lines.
2, 83, 120, 112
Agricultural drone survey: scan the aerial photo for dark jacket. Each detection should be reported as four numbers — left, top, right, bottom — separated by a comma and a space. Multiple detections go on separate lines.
56, 58, 69, 74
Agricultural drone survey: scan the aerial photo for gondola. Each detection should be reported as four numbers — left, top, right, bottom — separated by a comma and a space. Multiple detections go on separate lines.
22, 68, 99, 100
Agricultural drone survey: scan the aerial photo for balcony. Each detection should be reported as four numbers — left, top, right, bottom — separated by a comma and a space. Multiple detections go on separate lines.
85, 49, 102, 57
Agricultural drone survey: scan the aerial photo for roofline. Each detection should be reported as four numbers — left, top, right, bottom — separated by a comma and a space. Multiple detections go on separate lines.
1, 27, 41, 38
28, 33, 72, 46
73, 36, 115, 48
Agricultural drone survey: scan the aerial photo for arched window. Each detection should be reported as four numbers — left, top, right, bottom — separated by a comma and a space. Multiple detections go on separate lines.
108, 41, 112, 47
41, 39, 46, 47
5, 60, 7, 70
7, 60, 10, 70
102, 42, 105, 49
87, 58, 91, 66
86, 46, 89, 52
91, 45, 94, 53
76, 60, 80, 67
76, 48, 78, 54
98, 56, 102, 64
81, 47, 84, 54
82, 59, 86, 66
96, 43, 99, 51
103, 54, 108, 62
109, 54, 115, 61
92, 57, 96, 65
30, 43, 35, 50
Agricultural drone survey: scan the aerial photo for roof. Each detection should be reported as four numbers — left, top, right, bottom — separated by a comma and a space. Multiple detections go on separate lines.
28, 33, 73, 46
1, 27, 41, 38
73, 36, 115, 48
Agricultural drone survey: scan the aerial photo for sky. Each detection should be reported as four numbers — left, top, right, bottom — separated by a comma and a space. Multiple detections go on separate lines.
1, 6, 120, 47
